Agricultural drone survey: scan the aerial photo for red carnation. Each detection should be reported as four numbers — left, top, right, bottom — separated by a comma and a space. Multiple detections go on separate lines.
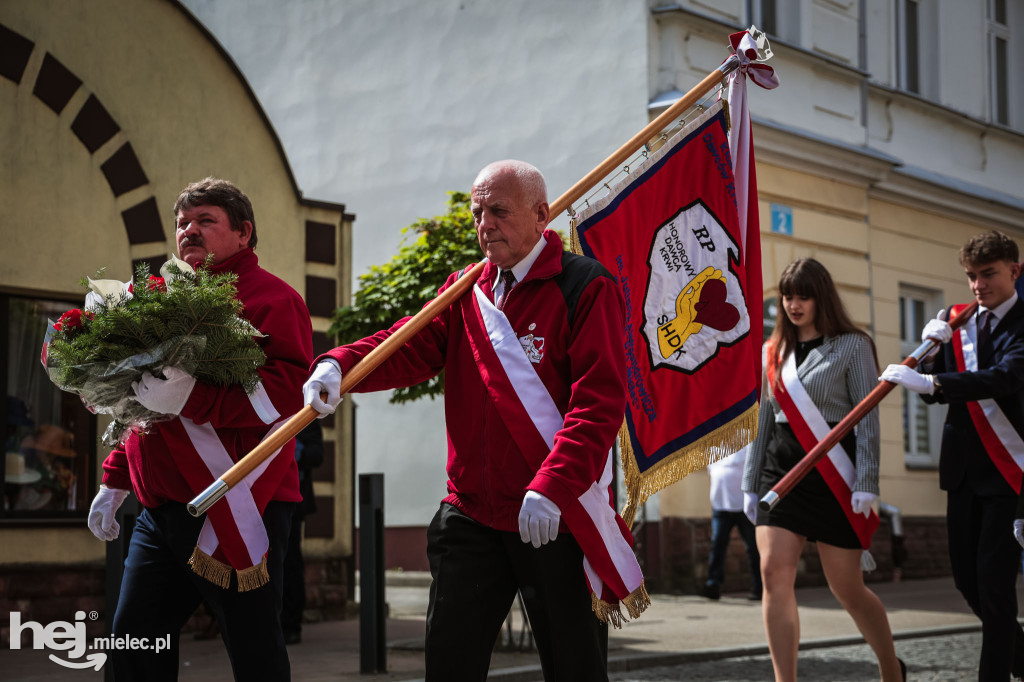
57, 308, 85, 331
147, 276, 167, 292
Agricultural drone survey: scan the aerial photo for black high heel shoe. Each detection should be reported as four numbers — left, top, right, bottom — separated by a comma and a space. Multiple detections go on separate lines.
898, 658, 907, 681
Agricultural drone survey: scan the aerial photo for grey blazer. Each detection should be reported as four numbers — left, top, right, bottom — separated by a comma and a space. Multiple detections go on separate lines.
742, 332, 881, 496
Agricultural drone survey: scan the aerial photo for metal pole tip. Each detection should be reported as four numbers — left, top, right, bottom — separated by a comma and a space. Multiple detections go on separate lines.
758, 491, 779, 512
187, 479, 230, 517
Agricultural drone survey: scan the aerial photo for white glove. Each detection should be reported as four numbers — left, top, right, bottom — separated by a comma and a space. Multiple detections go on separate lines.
851, 492, 877, 517
518, 491, 561, 548
1015, 519, 1024, 550
303, 359, 343, 417
879, 364, 934, 395
743, 492, 759, 525
132, 366, 196, 415
87, 485, 130, 541
921, 309, 952, 345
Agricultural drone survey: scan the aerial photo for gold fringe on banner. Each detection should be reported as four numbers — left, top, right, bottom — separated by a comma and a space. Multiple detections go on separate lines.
236, 556, 270, 592
591, 582, 651, 629
187, 546, 270, 591
187, 546, 233, 590
619, 403, 759, 527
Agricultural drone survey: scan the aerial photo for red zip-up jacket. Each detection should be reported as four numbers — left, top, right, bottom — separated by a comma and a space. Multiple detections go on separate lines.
317, 231, 627, 531
103, 248, 309, 508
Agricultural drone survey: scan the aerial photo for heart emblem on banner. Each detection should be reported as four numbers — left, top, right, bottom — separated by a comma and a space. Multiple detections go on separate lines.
693, 279, 739, 331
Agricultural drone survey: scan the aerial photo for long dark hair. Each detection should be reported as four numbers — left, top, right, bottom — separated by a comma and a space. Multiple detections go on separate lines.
767, 258, 877, 388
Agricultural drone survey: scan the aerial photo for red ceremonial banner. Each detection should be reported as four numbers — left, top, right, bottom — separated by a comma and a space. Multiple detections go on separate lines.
573, 100, 762, 524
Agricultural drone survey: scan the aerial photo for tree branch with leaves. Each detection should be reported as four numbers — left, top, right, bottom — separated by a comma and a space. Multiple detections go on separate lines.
328, 192, 481, 404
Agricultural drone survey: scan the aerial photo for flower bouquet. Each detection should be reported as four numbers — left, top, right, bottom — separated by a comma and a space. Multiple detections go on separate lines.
41, 255, 266, 445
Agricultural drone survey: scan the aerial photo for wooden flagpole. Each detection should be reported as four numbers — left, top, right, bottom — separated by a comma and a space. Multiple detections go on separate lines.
758, 301, 978, 512
188, 54, 742, 518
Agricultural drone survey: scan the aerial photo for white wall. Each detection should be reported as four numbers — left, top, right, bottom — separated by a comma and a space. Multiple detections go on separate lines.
180, 0, 650, 525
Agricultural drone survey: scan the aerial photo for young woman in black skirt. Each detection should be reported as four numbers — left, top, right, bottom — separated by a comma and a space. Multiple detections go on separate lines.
742, 258, 904, 682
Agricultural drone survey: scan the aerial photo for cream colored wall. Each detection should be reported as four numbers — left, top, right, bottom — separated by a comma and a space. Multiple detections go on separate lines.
1, 0, 310, 290
0, 528, 103, 565
1, 0, 351, 564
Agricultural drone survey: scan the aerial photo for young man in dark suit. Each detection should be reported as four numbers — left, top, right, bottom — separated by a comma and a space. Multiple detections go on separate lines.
882, 230, 1024, 681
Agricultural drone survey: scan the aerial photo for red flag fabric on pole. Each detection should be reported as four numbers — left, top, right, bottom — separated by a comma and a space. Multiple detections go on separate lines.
573, 97, 763, 525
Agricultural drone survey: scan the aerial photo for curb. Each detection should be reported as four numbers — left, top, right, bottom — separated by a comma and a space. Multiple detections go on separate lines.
482, 623, 985, 681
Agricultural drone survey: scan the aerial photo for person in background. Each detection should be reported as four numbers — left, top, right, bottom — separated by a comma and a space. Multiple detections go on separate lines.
884, 231, 1024, 681
701, 444, 761, 601
282, 420, 324, 644
743, 258, 903, 682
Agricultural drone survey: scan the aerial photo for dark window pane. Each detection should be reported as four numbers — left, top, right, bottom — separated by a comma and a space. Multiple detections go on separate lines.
761, 0, 777, 37
913, 299, 925, 341
901, 388, 911, 452
995, 36, 1008, 124
5, 296, 94, 517
905, 0, 920, 93
994, 0, 1007, 25
914, 398, 930, 454
899, 296, 908, 342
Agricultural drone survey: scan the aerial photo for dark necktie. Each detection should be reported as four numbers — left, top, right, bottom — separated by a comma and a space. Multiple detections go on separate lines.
496, 270, 516, 311
977, 310, 993, 353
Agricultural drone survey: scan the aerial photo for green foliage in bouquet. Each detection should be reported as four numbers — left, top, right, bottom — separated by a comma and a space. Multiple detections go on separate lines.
49, 260, 265, 390
44, 256, 265, 442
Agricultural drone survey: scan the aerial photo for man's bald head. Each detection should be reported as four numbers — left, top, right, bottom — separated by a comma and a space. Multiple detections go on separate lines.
473, 160, 548, 208
471, 160, 550, 269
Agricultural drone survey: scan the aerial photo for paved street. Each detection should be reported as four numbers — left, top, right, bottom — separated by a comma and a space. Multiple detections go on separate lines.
1, 576, 1002, 681
608, 631, 984, 681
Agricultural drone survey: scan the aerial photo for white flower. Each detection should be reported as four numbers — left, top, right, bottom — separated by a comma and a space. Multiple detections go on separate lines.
160, 255, 195, 285
85, 278, 133, 312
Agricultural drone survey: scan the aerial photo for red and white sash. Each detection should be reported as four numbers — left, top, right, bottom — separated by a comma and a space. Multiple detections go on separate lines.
769, 348, 879, 549
949, 304, 1024, 492
462, 282, 648, 625
174, 383, 290, 591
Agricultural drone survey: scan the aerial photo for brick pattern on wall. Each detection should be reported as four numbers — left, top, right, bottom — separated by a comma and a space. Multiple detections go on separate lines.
0, 557, 353, 645
648, 516, 951, 594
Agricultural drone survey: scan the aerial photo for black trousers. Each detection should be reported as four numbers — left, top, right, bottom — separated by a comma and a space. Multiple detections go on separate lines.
707, 509, 761, 593
424, 503, 608, 682
946, 488, 1022, 681
281, 512, 305, 635
111, 500, 294, 681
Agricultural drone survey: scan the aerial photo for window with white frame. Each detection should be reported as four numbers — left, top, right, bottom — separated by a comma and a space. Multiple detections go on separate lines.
898, 286, 944, 468
989, 0, 1010, 125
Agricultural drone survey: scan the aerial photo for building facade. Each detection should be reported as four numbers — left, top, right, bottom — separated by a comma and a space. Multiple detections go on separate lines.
177, 0, 1023, 593
650, 0, 1024, 591
1, 0, 354, 633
